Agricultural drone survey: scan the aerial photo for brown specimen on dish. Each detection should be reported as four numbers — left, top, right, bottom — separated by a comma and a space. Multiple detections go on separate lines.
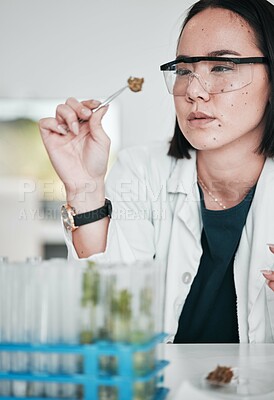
206, 365, 234, 384
127, 77, 144, 92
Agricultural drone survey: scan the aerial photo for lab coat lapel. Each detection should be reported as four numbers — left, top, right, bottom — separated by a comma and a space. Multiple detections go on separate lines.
164, 152, 203, 334
167, 150, 202, 239
235, 157, 274, 342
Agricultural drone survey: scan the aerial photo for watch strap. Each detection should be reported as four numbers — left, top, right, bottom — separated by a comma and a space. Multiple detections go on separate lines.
73, 199, 112, 227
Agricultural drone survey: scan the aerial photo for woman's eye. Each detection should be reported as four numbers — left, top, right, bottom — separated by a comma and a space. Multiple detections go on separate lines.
175, 68, 191, 76
211, 65, 235, 73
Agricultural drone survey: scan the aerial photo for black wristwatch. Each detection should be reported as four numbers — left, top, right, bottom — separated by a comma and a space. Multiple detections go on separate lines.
61, 199, 112, 232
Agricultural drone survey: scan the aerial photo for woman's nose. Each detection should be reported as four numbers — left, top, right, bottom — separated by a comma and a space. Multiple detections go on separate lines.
185, 73, 210, 101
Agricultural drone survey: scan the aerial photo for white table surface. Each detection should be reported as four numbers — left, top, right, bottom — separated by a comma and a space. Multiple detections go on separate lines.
159, 343, 274, 400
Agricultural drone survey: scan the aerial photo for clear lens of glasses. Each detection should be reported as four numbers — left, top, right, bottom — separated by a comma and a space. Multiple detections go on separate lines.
162, 60, 254, 95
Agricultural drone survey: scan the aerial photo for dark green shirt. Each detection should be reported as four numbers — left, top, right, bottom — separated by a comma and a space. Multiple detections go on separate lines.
174, 185, 256, 343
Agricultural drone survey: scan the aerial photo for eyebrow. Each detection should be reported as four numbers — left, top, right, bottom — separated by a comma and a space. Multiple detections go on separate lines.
208, 50, 241, 56
176, 49, 241, 59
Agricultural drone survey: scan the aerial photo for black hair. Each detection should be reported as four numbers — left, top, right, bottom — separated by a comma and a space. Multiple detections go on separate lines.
168, 0, 274, 159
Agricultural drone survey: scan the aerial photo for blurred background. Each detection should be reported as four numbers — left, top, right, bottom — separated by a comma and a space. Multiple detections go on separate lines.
0, 0, 193, 261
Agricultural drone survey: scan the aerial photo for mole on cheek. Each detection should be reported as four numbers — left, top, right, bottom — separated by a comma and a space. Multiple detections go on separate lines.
218, 124, 222, 127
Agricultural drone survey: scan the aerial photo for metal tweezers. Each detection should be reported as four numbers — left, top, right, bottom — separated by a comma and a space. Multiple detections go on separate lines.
78, 85, 128, 123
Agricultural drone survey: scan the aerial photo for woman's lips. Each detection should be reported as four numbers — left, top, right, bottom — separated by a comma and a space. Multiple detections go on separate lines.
187, 111, 215, 127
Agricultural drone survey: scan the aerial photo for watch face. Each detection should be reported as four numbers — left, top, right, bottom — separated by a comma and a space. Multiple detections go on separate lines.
61, 205, 75, 231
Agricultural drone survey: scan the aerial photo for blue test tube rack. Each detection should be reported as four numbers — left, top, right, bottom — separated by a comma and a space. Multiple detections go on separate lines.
0, 333, 169, 400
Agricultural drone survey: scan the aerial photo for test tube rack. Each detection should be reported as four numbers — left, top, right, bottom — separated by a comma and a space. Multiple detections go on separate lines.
0, 333, 169, 400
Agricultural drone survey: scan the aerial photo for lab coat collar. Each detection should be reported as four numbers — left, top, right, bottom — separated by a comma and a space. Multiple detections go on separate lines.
167, 150, 198, 196
167, 150, 202, 241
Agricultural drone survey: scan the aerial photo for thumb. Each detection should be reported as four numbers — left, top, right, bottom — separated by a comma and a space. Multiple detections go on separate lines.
89, 105, 109, 142
88, 105, 109, 141
90, 105, 109, 126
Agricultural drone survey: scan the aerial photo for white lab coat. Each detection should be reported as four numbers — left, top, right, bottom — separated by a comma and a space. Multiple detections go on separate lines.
66, 141, 274, 343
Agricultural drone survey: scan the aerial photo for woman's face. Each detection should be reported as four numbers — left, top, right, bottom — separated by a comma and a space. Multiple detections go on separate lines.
175, 7, 270, 152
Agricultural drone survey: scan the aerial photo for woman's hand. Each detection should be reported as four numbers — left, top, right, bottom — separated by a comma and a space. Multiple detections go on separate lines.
39, 97, 110, 201
261, 245, 274, 292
